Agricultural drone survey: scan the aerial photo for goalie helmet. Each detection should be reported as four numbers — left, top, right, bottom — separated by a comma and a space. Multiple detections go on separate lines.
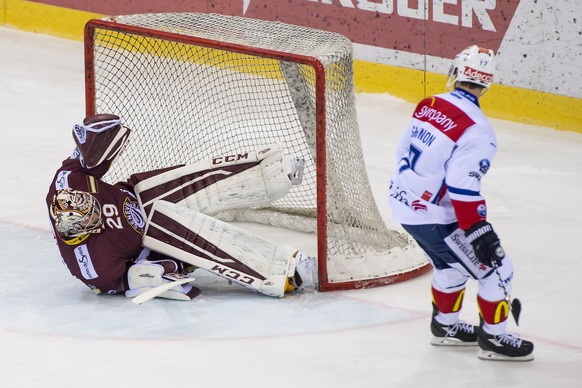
50, 189, 103, 239
72, 113, 132, 169
446, 45, 495, 91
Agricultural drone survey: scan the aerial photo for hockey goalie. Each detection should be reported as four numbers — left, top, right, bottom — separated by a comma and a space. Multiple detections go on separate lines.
46, 113, 316, 302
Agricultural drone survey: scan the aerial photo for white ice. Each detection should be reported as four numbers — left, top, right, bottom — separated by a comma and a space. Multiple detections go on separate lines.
1, 27, 581, 388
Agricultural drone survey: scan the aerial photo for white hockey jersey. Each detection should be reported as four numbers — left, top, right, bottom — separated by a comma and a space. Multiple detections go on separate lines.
389, 88, 497, 230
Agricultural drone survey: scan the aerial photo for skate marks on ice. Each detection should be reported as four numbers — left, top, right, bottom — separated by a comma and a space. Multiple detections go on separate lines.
0, 225, 420, 340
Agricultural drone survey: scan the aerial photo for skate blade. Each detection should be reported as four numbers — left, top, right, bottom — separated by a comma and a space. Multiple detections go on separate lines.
478, 349, 535, 362
430, 336, 478, 346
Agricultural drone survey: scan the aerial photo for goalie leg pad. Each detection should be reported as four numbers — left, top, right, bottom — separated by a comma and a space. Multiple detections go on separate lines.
134, 145, 298, 217
142, 200, 298, 297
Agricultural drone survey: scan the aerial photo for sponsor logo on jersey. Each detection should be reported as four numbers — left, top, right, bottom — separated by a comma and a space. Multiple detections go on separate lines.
55, 170, 72, 190
469, 171, 482, 180
477, 203, 487, 217
389, 181, 409, 206
414, 105, 458, 132
462, 66, 494, 84
123, 197, 145, 234
479, 159, 491, 174
421, 190, 433, 201
411, 200, 427, 211
414, 97, 476, 141
73, 244, 99, 280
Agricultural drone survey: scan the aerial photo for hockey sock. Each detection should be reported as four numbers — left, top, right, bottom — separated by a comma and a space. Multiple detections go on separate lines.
477, 294, 509, 335
432, 287, 465, 318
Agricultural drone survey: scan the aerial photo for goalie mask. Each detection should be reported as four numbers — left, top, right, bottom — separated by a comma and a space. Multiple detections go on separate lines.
72, 113, 132, 169
446, 45, 495, 91
50, 189, 103, 240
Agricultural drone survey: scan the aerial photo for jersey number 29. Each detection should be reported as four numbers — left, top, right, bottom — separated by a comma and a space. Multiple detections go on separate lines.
103, 204, 124, 230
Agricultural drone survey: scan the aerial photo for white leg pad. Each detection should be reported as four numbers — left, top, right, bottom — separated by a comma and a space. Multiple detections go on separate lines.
134, 145, 294, 217
142, 200, 298, 298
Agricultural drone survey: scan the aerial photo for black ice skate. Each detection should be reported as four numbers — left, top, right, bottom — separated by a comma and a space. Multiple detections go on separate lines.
430, 305, 479, 346
477, 330, 534, 361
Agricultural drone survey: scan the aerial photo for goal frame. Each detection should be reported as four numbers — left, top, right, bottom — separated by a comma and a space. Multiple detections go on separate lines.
84, 17, 431, 292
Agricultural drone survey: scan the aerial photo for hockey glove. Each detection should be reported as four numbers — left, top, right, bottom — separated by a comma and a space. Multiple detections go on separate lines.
464, 221, 505, 267
125, 259, 200, 301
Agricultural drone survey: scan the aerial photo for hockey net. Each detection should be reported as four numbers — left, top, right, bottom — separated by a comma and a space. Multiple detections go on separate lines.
84, 13, 430, 291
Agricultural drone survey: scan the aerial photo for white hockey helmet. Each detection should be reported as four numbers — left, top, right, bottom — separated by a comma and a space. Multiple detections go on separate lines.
72, 113, 132, 169
50, 189, 103, 240
446, 45, 495, 90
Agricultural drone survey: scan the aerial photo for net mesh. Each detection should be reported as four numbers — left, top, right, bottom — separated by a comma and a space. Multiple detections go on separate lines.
87, 13, 427, 287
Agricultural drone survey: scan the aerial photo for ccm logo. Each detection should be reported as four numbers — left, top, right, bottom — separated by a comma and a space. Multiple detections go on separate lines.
463, 67, 493, 83
212, 153, 249, 165
211, 264, 255, 284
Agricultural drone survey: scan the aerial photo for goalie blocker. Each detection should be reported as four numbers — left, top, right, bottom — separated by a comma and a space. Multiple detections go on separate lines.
134, 145, 313, 297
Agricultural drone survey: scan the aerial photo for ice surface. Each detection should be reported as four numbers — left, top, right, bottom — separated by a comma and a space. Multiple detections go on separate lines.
1, 27, 581, 388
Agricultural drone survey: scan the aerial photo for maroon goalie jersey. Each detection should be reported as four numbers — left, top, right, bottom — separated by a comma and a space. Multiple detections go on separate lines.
46, 157, 146, 295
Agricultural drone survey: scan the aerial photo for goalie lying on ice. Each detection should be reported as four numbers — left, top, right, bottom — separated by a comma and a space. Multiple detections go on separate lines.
46, 113, 316, 301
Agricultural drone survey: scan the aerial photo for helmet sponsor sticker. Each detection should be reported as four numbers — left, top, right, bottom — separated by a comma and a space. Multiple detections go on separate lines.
462, 66, 494, 84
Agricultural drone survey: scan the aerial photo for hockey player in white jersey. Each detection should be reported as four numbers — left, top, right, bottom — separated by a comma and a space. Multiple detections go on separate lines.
389, 45, 534, 361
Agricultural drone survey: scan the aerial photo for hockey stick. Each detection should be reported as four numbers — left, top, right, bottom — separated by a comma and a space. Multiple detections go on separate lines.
492, 261, 522, 325
131, 277, 197, 305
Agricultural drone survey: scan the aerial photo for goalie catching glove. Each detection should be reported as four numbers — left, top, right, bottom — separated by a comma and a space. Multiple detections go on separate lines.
465, 221, 505, 267
125, 249, 200, 301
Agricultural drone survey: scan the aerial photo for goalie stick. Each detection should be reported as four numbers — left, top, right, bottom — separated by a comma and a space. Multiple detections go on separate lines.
131, 277, 197, 305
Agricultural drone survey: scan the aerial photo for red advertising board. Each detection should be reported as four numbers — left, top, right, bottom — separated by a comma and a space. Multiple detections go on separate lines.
30, 0, 519, 58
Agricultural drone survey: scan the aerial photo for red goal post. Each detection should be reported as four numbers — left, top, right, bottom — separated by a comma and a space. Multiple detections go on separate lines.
84, 13, 430, 291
